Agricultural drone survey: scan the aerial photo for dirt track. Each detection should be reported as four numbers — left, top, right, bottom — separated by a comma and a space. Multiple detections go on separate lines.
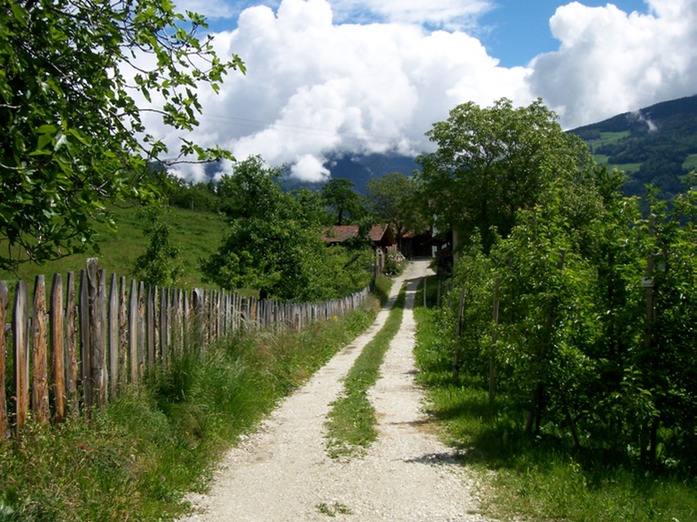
181, 260, 493, 521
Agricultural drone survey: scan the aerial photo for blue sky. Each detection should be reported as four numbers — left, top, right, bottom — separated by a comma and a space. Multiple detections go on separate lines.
153, 0, 697, 181
479, 0, 648, 67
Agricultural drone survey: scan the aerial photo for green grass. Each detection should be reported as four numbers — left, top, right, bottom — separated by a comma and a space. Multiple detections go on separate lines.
611, 162, 642, 173
316, 501, 353, 516
589, 132, 643, 172
592, 131, 631, 146
682, 153, 697, 171
412, 285, 697, 522
324, 283, 405, 459
593, 158, 642, 175
0, 203, 226, 289
0, 302, 378, 521
592, 153, 610, 164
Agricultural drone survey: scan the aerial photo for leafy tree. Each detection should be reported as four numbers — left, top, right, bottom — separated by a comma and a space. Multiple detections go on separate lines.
167, 177, 219, 212
321, 177, 365, 225
0, 0, 244, 270
492, 194, 600, 442
201, 157, 370, 301
215, 156, 283, 221
133, 202, 182, 288
292, 187, 328, 228
430, 160, 696, 469
366, 172, 428, 250
416, 98, 592, 253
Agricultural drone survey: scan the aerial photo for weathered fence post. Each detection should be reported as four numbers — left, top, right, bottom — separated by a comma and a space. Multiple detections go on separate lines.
14, 280, 29, 431
129, 279, 138, 383
146, 285, 155, 368
86, 260, 107, 407
138, 281, 145, 379
65, 272, 78, 416
51, 274, 66, 422
162, 287, 170, 365
183, 289, 190, 350
0, 282, 8, 439
172, 288, 182, 357
79, 269, 91, 408
32, 276, 50, 424
108, 273, 119, 399
118, 276, 128, 388
192, 288, 204, 351
99, 269, 108, 403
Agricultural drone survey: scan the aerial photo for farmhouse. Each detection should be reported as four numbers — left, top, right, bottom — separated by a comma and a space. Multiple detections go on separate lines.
323, 224, 394, 248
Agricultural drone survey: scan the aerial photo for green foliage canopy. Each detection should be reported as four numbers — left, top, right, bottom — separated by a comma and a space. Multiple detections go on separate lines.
0, 0, 244, 270
201, 157, 372, 301
417, 98, 592, 252
321, 177, 366, 226
433, 164, 696, 469
366, 171, 428, 242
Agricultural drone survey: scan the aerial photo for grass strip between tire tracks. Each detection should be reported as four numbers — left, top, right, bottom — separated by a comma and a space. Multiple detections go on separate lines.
325, 283, 407, 459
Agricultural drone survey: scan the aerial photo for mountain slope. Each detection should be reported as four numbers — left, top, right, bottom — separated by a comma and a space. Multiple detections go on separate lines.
281, 153, 420, 194
569, 94, 697, 198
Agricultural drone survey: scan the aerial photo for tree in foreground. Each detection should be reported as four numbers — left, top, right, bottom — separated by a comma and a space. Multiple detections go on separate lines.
0, 0, 244, 270
416, 98, 593, 253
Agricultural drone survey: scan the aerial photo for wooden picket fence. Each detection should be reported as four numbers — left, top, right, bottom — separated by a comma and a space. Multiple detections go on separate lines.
0, 258, 369, 439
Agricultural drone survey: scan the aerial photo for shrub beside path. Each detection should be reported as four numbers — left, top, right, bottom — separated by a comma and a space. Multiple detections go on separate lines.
181, 260, 494, 521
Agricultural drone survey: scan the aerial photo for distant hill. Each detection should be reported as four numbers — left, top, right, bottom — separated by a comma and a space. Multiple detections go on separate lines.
569, 94, 697, 198
281, 153, 419, 194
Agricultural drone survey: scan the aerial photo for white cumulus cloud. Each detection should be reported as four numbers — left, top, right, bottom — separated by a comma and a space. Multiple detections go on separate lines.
529, 0, 697, 128
160, 0, 697, 180
166, 0, 531, 181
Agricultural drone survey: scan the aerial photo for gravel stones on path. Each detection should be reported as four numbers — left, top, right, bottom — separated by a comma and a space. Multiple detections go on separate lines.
181, 260, 494, 522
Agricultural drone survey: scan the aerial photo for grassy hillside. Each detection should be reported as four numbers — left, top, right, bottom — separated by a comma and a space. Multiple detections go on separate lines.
0, 203, 227, 289
570, 94, 697, 199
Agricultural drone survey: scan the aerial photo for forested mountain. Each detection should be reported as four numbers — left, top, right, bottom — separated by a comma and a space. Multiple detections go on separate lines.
570, 94, 697, 198
280, 153, 419, 194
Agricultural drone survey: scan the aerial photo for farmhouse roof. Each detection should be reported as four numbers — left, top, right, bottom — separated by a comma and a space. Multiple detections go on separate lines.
323, 224, 394, 246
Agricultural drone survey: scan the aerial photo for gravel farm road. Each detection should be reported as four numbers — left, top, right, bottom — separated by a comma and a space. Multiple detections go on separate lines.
180, 260, 496, 522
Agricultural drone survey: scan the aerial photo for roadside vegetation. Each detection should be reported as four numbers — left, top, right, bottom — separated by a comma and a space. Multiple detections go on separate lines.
414, 277, 696, 521
412, 97, 695, 521
0, 301, 378, 521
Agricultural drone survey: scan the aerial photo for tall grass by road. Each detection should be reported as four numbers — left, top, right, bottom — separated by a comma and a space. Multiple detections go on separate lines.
0, 302, 377, 521
413, 276, 696, 522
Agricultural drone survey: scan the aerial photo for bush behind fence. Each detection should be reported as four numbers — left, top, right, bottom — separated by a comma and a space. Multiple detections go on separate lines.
0, 258, 369, 439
